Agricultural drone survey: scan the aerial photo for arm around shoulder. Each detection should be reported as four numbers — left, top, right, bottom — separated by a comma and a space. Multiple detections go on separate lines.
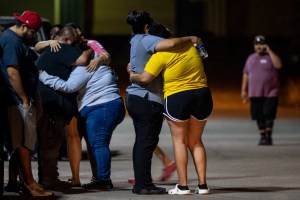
155, 36, 202, 52
35, 40, 61, 53
129, 71, 155, 85
74, 48, 93, 66
39, 67, 89, 93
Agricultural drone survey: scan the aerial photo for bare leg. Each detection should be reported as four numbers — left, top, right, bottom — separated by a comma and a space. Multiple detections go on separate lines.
66, 117, 82, 185
154, 146, 173, 167
154, 145, 177, 181
187, 117, 207, 184
16, 146, 34, 185
166, 119, 189, 186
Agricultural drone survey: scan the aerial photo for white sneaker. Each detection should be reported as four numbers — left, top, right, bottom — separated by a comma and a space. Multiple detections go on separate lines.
195, 184, 210, 194
168, 184, 191, 195
24, 181, 54, 196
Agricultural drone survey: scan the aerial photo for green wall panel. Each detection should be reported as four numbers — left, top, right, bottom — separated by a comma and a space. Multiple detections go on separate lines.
92, 0, 175, 35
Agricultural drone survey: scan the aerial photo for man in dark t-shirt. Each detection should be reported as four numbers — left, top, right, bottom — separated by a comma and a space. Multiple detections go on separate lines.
35, 26, 92, 189
0, 10, 53, 196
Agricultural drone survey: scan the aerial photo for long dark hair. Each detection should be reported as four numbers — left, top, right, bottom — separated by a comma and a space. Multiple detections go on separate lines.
148, 23, 172, 39
126, 10, 154, 34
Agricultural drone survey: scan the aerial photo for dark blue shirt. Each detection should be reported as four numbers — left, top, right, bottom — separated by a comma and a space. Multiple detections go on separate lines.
0, 29, 38, 106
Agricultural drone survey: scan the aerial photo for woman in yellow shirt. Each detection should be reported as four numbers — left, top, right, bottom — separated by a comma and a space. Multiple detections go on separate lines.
129, 23, 213, 195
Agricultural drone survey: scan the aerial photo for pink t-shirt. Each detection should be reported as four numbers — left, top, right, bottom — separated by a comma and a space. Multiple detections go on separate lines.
243, 53, 279, 97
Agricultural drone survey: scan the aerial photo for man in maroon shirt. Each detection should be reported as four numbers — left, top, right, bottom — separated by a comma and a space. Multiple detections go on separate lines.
241, 35, 282, 145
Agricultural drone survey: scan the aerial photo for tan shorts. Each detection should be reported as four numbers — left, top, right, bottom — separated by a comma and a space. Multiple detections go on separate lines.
7, 103, 37, 151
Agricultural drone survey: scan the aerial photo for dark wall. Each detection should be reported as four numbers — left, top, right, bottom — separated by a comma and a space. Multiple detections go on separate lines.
226, 0, 300, 37
176, 0, 206, 36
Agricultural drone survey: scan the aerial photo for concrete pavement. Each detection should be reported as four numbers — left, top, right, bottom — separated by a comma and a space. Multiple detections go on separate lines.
2, 107, 300, 199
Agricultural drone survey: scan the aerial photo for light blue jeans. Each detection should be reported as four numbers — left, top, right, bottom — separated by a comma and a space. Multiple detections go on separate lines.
80, 98, 125, 180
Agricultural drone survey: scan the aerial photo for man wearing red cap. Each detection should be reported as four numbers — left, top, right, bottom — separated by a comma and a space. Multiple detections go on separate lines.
0, 10, 53, 196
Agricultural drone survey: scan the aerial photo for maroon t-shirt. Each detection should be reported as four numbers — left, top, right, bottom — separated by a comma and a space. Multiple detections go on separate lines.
243, 53, 279, 97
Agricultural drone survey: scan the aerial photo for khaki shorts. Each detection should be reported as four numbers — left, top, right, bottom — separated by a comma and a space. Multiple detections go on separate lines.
7, 103, 37, 151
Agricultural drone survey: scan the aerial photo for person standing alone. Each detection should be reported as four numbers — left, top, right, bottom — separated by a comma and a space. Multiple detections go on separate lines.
241, 35, 282, 145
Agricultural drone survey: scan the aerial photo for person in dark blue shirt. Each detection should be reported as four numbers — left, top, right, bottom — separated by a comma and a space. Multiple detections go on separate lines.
0, 10, 53, 196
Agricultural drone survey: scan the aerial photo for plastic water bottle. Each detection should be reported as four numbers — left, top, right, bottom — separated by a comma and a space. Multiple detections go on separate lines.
87, 40, 106, 55
195, 44, 208, 59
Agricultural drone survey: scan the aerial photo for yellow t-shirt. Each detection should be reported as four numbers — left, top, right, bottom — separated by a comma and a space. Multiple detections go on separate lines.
144, 45, 207, 98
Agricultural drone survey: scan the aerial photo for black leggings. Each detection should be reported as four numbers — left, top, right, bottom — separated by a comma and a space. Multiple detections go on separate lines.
257, 119, 274, 130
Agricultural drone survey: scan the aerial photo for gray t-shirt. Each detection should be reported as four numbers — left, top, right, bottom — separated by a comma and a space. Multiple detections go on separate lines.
126, 34, 164, 104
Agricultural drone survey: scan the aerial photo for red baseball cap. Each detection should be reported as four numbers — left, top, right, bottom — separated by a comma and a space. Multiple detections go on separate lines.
13, 10, 42, 31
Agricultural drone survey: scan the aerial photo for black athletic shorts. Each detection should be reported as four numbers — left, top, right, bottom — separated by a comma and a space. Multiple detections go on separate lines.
163, 87, 213, 121
250, 97, 278, 120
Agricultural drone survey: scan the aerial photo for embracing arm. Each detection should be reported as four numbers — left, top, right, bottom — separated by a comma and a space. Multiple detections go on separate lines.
155, 36, 202, 52
86, 52, 111, 72
86, 40, 111, 72
73, 48, 94, 66
129, 70, 155, 85
39, 66, 90, 93
34, 40, 61, 53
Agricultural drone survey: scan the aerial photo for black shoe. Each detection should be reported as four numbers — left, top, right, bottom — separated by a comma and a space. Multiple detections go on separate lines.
4, 182, 22, 193
90, 176, 96, 183
265, 136, 273, 145
132, 185, 166, 195
82, 179, 113, 190
258, 135, 268, 145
